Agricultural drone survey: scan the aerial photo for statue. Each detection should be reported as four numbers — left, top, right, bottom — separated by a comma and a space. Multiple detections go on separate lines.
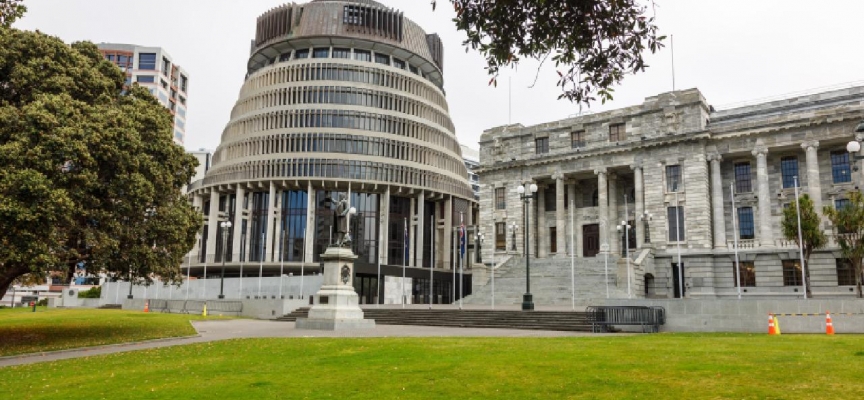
333, 194, 352, 247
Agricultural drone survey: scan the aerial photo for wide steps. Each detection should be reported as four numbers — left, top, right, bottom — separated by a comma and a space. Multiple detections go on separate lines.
278, 308, 595, 332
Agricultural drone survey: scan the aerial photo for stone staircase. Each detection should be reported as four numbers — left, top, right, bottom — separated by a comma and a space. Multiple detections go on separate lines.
278, 308, 596, 332
462, 253, 640, 306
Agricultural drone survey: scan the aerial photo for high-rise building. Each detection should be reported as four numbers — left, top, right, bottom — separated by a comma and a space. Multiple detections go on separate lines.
97, 43, 190, 145
184, 0, 476, 304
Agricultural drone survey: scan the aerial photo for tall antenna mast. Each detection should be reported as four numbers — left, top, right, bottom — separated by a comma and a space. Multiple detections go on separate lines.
671, 34, 676, 91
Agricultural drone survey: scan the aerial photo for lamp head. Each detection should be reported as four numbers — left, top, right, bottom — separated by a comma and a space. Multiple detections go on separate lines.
616, 225, 622, 231
349, 206, 357, 214
847, 140, 861, 154
517, 185, 525, 194
529, 183, 538, 193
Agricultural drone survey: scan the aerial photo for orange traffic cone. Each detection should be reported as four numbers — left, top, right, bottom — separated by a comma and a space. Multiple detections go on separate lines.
768, 314, 777, 335
826, 311, 835, 335
773, 315, 781, 335
143, 300, 150, 313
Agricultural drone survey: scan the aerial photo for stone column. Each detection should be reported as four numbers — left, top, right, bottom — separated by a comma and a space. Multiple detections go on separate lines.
595, 169, 608, 251
205, 190, 220, 262
443, 195, 452, 270
416, 191, 425, 269
304, 182, 315, 264
537, 185, 547, 258
802, 141, 823, 222
569, 182, 580, 257
191, 194, 204, 259
233, 185, 245, 261
708, 154, 727, 249
531, 183, 538, 257
608, 173, 619, 255
266, 182, 278, 261
631, 164, 645, 249
555, 174, 566, 257
753, 145, 774, 247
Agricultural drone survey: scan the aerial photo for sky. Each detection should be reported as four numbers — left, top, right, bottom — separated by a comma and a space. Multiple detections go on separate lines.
14, 0, 864, 152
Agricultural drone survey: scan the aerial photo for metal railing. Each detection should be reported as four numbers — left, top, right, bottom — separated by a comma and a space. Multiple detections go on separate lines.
586, 305, 665, 333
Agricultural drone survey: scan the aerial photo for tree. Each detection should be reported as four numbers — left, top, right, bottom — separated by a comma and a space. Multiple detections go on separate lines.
0, 0, 26, 28
780, 193, 826, 297
434, 0, 664, 105
823, 191, 864, 298
0, 25, 201, 299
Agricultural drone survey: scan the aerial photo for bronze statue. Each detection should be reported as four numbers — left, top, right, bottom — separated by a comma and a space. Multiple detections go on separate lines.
333, 194, 351, 247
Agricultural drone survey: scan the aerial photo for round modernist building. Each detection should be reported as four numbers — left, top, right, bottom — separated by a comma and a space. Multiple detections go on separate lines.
186, 0, 476, 304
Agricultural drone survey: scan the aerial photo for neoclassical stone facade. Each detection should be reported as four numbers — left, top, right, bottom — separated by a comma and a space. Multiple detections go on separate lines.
478, 85, 864, 300
185, 0, 475, 304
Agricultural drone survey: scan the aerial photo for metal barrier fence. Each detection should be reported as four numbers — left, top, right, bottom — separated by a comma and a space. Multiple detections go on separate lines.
586, 305, 666, 333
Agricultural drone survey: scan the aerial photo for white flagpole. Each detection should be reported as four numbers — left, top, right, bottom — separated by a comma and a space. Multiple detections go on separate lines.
430, 214, 435, 309
239, 233, 245, 299
402, 217, 407, 309
376, 219, 381, 308
300, 231, 305, 300
258, 232, 264, 298
570, 199, 575, 310
279, 219, 285, 300
459, 212, 464, 310
491, 229, 495, 310
794, 176, 808, 299
731, 183, 741, 300
675, 191, 683, 299
202, 256, 208, 300
185, 250, 192, 301
452, 226, 456, 304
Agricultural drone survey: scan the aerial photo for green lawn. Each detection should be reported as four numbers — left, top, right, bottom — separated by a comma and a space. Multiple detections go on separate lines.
2, 334, 863, 399
0, 308, 226, 356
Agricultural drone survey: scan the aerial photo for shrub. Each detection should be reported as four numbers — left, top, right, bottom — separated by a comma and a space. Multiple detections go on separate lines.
78, 286, 102, 299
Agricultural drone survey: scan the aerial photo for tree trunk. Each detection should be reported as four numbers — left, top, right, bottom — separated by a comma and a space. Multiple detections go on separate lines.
0, 264, 32, 300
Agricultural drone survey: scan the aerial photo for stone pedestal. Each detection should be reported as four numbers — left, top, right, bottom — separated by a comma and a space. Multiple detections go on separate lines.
295, 247, 375, 330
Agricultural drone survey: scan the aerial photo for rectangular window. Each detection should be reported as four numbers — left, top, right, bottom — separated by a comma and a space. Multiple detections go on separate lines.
780, 156, 799, 188
571, 131, 585, 149
106, 54, 115, 62
118, 55, 128, 64
609, 123, 626, 142
495, 187, 506, 210
332, 48, 351, 59
180, 75, 188, 92
374, 53, 390, 65
495, 222, 506, 251
392, 58, 406, 69
544, 186, 556, 212
535, 137, 549, 154
136, 75, 155, 83
138, 53, 156, 70
295, 49, 310, 59
160, 80, 168, 89
782, 260, 803, 286
831, 151, 852, 183
735, 261, 756, 287
354, 49, 371, 62
836, 199, 851, 210
162, 57, 170, 75
836, 259, 856, 286
312, 47, 330, 58
666, 165, 682, 192
667, 206, 685, 241
734, 162, 752, 193
737, 207, 755, 240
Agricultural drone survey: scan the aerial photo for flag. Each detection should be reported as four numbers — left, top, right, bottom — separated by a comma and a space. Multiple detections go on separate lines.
459, 223, 466, 259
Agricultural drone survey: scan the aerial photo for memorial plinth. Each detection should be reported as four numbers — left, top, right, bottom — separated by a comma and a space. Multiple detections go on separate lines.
295, 246, 375, 330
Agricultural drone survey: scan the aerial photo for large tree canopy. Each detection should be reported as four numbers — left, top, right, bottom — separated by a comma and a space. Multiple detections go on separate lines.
435, 0, 664, 104
0, 24, 200, 299
824, 192, 864, 298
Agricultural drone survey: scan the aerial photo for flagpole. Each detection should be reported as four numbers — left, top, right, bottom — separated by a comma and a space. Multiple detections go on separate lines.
403, 217, 407, 309
452, 225, 456, 304
376, 216, 381, 308
731, 183, 741, 300
459, 212, 464, 310
279, 219, 285, 300
239, 232, 245, 299
258, 232, 264, 298
429, 215, 434, 309
794, 176, 808, 299
570, 199, 575, 310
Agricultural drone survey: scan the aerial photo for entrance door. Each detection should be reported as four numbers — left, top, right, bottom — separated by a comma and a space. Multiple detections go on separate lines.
672, 263, 685, 298
583, 224, 599, 257
549, 227, 557, 254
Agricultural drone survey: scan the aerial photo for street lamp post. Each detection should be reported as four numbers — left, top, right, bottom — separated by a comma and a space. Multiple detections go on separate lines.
218, 220, 232, 299
517, 183, 538, 311
617, 194, 632, 299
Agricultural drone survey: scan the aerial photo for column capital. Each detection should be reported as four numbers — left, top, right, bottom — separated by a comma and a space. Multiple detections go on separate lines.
751, 146, 769, 157
707, 153, 723, 163
801, 141, 820, 151
552, 171, 565, 181
630, 162, 643, 171
594, 168, 607, 176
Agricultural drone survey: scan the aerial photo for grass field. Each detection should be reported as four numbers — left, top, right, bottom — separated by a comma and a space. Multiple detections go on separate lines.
0, 308, 226, 356
2, 334, 863, 399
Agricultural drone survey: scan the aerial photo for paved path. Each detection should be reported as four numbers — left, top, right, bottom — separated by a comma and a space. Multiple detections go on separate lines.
0, 319, 603, 368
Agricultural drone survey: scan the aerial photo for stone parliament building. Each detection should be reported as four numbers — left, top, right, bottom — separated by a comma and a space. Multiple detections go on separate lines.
474, 85, 864, 301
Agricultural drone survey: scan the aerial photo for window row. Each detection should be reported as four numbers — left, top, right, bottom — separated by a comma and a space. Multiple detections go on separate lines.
202, 158, 474, 200
733, 151, 852, 193
534, 124, 626, 155
223, 109, 460, 155
212, 133, 466, 177
244, 62, 447, 110
734, 259, 858, 287
232, 85, 453, 132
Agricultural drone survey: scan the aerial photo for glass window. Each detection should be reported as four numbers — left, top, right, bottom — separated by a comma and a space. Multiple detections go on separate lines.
374, 53, 390, 65
836, 259, 856, 286
780, 156, 799, 188
118, 55, 128, 64
495, 222, 506, 251
735, 261, 756, 287
667, 206, 685, 241
313, 47, 330, 58
332, 48, 351, 59
138, 53, 156, 70
409, 65, 419, 74
160, 80, 168, 89
831, 151, 851, 183
571, 131, 585, 149
782, 260, 803, 286
354, 49, 371, 62
666, 165, 682, 192
609, 123, 626, 142
295, 49, 310, 59
544, 186, 556, 211
180, 75, 188, 92
392, 58, 405, 69
106, 54, 115, 62
734, 162, 752, 193
535, 137, 549, 154
162, 57, 170, 75
737, 207, 754, 240
279, 52, 292, 62
495, 187, 506, 210
136, 75, 155, 83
